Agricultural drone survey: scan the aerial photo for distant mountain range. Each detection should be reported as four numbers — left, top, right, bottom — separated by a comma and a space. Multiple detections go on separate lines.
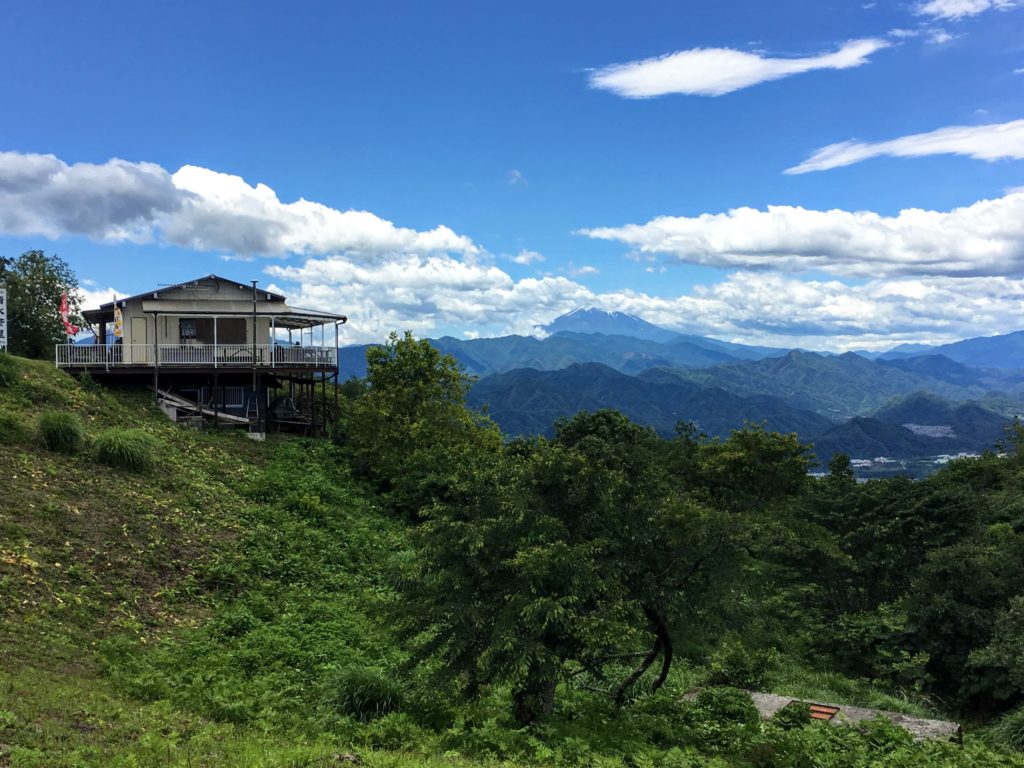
878, 330, 1024, 369
466, 362, 836, 442
341, 309, 1024, 468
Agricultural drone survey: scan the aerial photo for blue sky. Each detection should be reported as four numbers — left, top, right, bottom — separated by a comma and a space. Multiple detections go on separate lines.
1, 0, 1023, 349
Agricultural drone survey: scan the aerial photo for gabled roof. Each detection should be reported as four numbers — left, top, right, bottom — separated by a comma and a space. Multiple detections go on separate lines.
90, 274, 286, 311
82, 274, 347, 328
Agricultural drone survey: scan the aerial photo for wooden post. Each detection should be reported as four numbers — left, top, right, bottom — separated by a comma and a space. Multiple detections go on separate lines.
152, 312, 159, 400
334, 320, 340, 414
98, 320, 108, 371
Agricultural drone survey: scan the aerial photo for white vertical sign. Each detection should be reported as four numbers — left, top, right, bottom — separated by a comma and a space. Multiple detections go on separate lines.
0, 286, 7, 352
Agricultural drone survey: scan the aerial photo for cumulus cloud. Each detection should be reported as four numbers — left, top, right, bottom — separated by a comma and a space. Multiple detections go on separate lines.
267, 254, 594, 342
786, 119, 1024, 174
78, 285, 126, 311
0, 152, 183, 242
578, 192, 1024, 278
0, 152, 479, 258
268, 255, 1024, 351
915, 0, 1017, 20
588, 38, 889, 98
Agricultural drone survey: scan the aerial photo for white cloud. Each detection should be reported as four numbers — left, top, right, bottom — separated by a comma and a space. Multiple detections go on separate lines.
510, 249, 546, 265
887, 27, 920, 38
588, 38, 889, 98
569, 264, 600, 276
267, 254, 594, 343
0, 152, 479, 259
268, 255, 1024, 351
507, 169, 528, 187
915, 0, 1017, 20
77, 285, 124, 312
1015, 67, 1024, 74
785, 119, 1024, 174
578, 192, 1024, 278
926, 28, 957, 43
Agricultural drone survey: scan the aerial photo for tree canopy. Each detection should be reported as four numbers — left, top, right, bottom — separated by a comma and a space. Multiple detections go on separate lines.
0, 250, 83, 359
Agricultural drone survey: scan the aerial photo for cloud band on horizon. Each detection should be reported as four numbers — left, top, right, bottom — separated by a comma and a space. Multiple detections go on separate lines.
578, 192, 1024, 278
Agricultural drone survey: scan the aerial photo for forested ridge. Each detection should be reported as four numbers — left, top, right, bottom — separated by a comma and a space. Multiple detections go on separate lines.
2, 339, 1024, 766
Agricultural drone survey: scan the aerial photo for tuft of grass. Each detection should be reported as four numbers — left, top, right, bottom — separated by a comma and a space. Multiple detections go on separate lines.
328, 665, 405, 722
986, 706, 1024, 753
38, 410, 83, 454
95, 427, 160, 473
0, 408, 27, 443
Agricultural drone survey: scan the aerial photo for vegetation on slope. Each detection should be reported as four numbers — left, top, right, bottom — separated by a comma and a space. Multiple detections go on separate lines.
2, 343, 1024, 766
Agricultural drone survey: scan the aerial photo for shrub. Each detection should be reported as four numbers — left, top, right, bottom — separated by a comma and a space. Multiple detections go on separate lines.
0, 353, 16, 387
694, 687, 760, 725
706, 641, 778, 689
986, 705, 1024, 753
38, 411, 83, 454
772, 700, 811, 730
326, 665, 404, 721
95, 428, 159, 472
0, 410, 27, 443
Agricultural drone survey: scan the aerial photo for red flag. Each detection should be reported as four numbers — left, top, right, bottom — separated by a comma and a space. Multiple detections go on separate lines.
60, 291, 79, 336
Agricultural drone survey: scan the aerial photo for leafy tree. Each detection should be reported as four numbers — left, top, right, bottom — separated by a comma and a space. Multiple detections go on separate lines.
905, 524, 1024, 706
402, 411, 753, 724
695, 424, 811, 514
347, 330, 501, 517
0, 250, 83, 359
966, 595, 1024, 704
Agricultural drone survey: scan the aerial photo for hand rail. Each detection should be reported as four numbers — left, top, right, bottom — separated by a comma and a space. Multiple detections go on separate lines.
55, 343, 337, 368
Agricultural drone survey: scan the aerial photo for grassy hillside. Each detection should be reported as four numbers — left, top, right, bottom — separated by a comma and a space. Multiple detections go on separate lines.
0, 356, 502, 767
1, 353, 1022, 767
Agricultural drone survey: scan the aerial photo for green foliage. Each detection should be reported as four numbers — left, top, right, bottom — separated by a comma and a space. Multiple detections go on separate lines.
327, 665, 405, 721
987, 706, 1024, 753
0, 351, 17, 387
772, 700, 811, 730
103, 440, 407, 733
347, 331, 501, 518
95, 428, 160, 472
0, 250, 83, 359
402, 410, 768, 724
0, 407, 27, 443
693, 687, 760, 725
7, 343, 1024, 765
37, 409, 83, 453
706, 641, 778, 689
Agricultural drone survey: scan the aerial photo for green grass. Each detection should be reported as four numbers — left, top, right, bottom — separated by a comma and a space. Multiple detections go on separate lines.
1, 357, 1023, 767
0, 666, 523, 768
94, 428, 161, 473
37, 410, 83, 454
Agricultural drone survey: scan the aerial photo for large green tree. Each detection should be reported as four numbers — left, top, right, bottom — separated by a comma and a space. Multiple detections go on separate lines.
347, 330, 501, 518
0, 250, 83, 359
402, 411, 765, 725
